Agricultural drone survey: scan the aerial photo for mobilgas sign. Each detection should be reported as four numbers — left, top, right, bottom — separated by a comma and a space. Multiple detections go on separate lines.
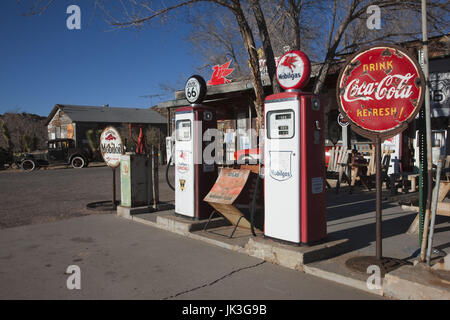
337, 44, 425, 138
269, 151, 292, 181
100, 126, 123, 168
276, 50, 311, 90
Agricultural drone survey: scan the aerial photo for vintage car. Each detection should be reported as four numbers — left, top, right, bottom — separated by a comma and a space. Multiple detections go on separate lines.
20, 138, 91, 171
0, 147, 13, 169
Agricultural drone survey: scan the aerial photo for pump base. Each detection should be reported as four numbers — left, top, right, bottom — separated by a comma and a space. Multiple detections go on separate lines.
263, 235, 328, 247
263, 235, 302, 247
173, 212, 207, 221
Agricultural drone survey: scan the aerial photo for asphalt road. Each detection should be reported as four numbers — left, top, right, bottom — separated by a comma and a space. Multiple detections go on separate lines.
0, 165, 381, 300
0, 214, 380, 300
0, 165, 175, 229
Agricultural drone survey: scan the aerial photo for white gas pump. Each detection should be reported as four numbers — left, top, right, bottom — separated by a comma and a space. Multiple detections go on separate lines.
174, 76, 217, 219
175, 110, 195, 217
264, 51, 327, 244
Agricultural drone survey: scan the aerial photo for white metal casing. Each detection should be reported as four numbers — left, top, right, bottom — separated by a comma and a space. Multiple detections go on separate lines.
264, 99, 301, 243
174, 111, 195, 217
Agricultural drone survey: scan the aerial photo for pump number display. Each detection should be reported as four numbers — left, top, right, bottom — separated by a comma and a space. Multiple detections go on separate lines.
267, 110, 294, 139
176, 120, 191, 141
185, 75, 207, 104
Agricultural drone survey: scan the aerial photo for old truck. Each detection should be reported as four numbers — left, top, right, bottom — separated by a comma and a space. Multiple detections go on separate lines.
20, 138, 91, 171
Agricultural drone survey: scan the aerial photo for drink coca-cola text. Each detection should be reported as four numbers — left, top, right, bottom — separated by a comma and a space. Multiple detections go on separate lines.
343, 73, 414, 103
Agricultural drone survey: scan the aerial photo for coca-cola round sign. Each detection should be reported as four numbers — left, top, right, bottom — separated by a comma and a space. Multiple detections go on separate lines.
337, 44, 425, 138
276, 50, 311, 90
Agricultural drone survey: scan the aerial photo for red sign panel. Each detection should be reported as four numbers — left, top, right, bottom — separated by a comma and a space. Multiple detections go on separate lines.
337, 44, 425, 138
207, 60, 234, 86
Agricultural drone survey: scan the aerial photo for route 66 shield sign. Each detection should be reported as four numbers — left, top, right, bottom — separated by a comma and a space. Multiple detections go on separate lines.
269, 151, 292, 181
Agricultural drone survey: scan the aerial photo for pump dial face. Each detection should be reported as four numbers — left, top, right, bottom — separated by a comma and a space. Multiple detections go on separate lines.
185, 75, 207, 104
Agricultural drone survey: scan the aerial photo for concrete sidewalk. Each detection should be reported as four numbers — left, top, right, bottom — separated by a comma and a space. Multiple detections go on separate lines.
120, 186, 450, 299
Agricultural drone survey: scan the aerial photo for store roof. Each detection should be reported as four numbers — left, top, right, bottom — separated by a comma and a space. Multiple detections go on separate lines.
46, 104, 167, 125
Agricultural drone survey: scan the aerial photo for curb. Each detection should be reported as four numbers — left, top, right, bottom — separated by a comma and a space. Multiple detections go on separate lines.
303, 265, 383, 296
383, 264, 450, 300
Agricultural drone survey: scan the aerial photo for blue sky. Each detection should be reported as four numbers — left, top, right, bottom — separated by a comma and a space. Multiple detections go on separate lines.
0, 1, 200, 116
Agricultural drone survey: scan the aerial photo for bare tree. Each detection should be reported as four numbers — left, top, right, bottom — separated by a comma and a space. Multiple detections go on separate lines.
248, 0, 281, 93
20, 0, 450, 124
91, 0, 268, 128
17, 0, 56, 16
311, 0, 450, 95
186, 8, 249, 78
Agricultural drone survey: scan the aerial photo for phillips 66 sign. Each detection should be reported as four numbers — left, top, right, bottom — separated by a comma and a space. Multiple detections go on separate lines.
337, 44, 425, 139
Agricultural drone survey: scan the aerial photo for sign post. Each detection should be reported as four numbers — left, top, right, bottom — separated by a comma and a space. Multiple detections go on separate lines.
337, 44, 425, 269
100, 126, 124, 210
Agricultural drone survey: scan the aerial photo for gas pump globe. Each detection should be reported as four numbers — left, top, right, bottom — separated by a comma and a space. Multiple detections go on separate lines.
264, 51, 327, 244
174, 76, 218, 219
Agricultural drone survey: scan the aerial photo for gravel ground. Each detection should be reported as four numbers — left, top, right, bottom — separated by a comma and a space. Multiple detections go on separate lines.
0, 165, 175, 228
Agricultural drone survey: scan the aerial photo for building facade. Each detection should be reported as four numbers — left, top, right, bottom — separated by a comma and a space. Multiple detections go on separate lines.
46, 104, 167, 159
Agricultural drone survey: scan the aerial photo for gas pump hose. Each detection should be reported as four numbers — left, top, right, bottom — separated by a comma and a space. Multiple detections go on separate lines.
249, 163, 263, 237
166, 147, 175, 191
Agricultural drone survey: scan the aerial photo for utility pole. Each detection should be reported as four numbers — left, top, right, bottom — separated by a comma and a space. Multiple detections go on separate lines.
420, 0, 434, 262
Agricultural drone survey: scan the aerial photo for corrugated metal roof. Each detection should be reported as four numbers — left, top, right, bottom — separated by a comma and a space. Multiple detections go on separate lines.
46, 104, 167, 125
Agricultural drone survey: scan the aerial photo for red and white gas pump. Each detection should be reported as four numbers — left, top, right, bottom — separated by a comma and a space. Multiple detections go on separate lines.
175, 76, 218, 219
264, 51, 327, 244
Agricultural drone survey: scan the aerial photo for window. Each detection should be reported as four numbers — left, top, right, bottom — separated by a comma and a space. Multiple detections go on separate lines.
176, 120, 192, 141
267, 110, 295, 139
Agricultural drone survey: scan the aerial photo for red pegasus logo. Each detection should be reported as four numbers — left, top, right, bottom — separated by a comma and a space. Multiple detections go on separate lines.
281, 55, 299, 72
207, 60, 234, 85
105, 133, 116, 141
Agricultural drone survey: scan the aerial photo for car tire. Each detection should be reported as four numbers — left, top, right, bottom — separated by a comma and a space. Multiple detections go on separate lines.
71, 156, 85, 169
21, 159, 36, 172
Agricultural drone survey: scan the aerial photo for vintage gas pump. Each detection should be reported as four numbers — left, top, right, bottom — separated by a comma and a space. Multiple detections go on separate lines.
264, 51, 327, 244
174, 76, 218, 219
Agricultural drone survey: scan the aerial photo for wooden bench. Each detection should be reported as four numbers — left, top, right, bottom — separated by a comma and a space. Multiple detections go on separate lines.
326, 146, 352, 193
348, 146, 393, 193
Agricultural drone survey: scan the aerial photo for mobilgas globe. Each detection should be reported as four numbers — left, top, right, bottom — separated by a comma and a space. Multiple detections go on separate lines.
276, 50, 310, 90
